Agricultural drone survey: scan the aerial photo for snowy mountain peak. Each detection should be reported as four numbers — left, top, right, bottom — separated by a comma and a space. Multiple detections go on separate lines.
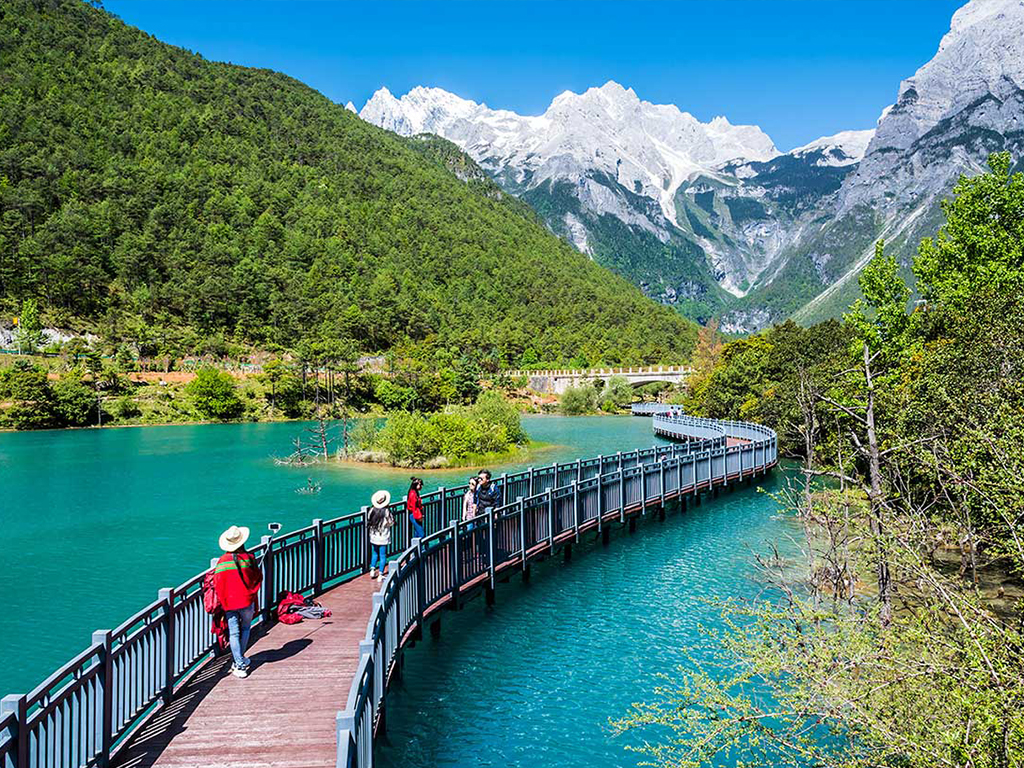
867, 0, 1024, 156
790, 129, 875, 166
358, 82, 782, 246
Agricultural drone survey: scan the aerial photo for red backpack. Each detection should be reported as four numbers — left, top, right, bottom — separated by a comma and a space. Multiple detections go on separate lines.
202, 570, 219, 614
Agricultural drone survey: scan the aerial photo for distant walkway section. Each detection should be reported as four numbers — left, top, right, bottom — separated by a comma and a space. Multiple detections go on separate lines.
505, 365, 693, 394
0, 406, 775, 768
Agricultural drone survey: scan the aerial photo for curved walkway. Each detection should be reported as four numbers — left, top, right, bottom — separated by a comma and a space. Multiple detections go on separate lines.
0, 409, 776, 768
114, 577, 379, 768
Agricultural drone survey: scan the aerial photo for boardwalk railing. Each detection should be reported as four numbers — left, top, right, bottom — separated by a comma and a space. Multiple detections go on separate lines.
334, 406, 777, 767
0, 407, 775, 768
504, 365, 694, 378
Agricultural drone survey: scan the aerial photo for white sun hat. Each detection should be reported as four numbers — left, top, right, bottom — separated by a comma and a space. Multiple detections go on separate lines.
372, 490, 392, 508
218, 525, 250, 552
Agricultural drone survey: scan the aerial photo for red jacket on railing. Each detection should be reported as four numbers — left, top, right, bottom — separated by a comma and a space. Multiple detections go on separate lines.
407, 486, 424, 522
213, 550, 263, 611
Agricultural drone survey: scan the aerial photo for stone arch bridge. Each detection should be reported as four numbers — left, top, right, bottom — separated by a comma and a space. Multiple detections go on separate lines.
504, 365, 693, 394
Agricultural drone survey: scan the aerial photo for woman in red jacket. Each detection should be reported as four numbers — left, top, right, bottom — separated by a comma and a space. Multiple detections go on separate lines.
407, 477, 425, 539
214, 525, 263, 678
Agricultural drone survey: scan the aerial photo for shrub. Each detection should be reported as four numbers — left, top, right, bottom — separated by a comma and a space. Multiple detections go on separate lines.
353, 418, 381, 451
600, 375, 634, 412
470, 390, 527, 444
112, 394, 142, 420
559, 383, 598, 415
52, 371, 97, 426
375, 411, 438, 466
372, 391, 527, 466
185, 367, 243, 420
0, 362, 58, 429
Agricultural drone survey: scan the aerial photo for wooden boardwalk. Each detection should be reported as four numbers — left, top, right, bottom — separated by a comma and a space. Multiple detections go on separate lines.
114, 576, 379, 768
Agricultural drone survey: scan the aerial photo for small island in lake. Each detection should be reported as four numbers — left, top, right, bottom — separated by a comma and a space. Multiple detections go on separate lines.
349, 391, 537, 469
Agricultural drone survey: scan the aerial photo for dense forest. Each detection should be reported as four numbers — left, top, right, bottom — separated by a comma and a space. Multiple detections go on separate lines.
0, 0, 697, 368
615, 155, 1024, 766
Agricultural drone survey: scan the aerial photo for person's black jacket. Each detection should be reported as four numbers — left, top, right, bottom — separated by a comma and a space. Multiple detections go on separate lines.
475, 482, 501, 509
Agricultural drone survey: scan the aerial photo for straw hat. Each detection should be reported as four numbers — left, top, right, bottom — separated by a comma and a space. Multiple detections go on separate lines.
219, 525, 250, 552
372, 489, 391, 507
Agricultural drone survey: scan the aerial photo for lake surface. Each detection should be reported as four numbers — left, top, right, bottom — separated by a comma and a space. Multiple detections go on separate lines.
0, 415, 795, 767
0, 414, 709, 697
375, 463, 791, 768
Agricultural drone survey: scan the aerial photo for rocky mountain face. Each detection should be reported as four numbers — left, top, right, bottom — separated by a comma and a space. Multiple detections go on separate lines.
779, 0, 1024, 327
359, 0, 1024, 330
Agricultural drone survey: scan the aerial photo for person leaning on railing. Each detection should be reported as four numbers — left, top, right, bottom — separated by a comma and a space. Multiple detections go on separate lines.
407, 477, 425, 539
214, 525, 263, 679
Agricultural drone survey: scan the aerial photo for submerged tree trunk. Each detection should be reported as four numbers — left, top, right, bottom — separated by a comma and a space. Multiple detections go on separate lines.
862, 342, 893, 627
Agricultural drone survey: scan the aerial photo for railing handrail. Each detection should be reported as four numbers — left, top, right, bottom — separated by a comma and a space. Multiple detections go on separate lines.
503, 366, 696, 378
333, 406, 777, 767
0, 408, 776, 768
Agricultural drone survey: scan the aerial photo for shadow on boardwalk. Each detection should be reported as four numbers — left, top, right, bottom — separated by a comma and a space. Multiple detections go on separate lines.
114, 576, 379, 768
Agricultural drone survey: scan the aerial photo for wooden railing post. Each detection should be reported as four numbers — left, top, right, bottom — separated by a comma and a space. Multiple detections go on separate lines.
313, 518, 325, 594
618, 469, 626, 522
92, 629, 113, 766
450, 522, 460, 608
517, 496, 526, 569
260, 535, 275, 624
660, 459, 666, 503
527, 467, 535, 496
413, 537, 425, 631
571, 479, 580, 541
547, 489, 555, 552
1, 694, 27, 768
159, 588, 175, 705
487, 513, 496, 590
438, 487, 447, 526
336, 710, 355, 768
576, 458, 582, 481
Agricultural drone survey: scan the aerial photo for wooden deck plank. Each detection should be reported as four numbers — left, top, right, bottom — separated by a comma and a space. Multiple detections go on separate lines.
114, 575, 379, 768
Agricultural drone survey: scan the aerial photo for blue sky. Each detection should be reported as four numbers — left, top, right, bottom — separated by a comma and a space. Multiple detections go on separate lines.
104, 0, 965, 150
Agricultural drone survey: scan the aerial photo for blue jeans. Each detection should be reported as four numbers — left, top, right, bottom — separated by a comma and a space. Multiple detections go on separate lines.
370, 544, 388, 572
225, 604, 254, 669
410, 515, 424, 540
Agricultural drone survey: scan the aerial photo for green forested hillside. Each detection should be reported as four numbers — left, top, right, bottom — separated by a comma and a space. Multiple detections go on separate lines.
0, 0, 696, 366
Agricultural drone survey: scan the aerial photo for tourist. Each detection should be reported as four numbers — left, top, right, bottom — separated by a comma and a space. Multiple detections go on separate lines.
475, 469, 501, 516
367, 490, 394, 581
407, 477, 425, 539
214, 525, 263, 679
462, 476, 479, 522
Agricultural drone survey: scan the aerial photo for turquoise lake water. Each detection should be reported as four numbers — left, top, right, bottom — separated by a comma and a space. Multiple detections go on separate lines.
375, 462, 790, 768
0, 415, 794, 766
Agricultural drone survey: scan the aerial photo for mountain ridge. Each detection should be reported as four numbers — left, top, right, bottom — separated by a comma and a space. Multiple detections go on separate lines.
0, 0, 698, 366
358, 0, 1024, 331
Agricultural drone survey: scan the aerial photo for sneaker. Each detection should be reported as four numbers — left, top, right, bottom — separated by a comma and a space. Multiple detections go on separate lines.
370, 568, 378, 578
376, 573, 384, 582
231, 665, 248, 679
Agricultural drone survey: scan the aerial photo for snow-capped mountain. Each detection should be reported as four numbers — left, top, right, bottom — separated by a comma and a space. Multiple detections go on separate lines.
358, 0, 1024, 330
361, 81, 856, 313
362, 82, 777, 229
789, 130, 875, 167
787, 0, 1024, 327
